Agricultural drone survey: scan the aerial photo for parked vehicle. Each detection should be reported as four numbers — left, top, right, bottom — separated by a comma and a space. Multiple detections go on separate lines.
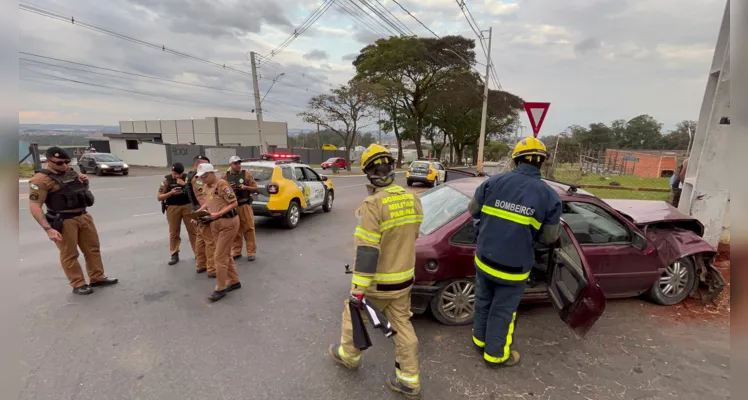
411, 171, 726, 329
78, 153, 129, 176
406, 160, 446, 187
321, 157, 347, 170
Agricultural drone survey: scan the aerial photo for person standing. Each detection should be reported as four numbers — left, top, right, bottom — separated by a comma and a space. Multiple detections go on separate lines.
669, 157, 689, 207
158, 162, 197, 265
222, 156, 258, 261
468, 137, 562, 367
194, 163, 241, 302
27, 147, 118, 295
328, 144, 424, 399
185, 155, 216, 276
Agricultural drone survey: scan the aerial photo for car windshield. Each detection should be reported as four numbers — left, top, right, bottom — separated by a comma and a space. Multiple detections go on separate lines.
411, 162, 430, 171
325, 158, 338, 163
92, 154, 120, 162
244, 165, 274, 181
419, 185, 470, 235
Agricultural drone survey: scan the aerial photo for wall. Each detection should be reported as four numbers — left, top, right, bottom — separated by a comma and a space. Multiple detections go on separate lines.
204, 147, 237, 165
160, 120, 178, 144
118, 117, 288, 147
193, 118, 217, 145
166, 144, 202, 167
605, 150, 678, 178
109, 139, 168, 167
216, 117, 287, 147
119, 121, 134, 133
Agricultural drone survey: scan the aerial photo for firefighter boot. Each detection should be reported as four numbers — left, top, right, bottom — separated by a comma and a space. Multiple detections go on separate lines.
328, 344, 360, 370
485, 350, 521, 368
386, 375, 421, 399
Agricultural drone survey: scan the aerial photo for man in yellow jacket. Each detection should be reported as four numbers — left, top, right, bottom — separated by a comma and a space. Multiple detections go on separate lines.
329, 144, 424, 399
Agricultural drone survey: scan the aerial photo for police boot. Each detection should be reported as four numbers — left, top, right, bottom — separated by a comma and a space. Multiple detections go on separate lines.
485, 351, 521, 368
72, 285, 94, 295
386, 375, 421, 399
328, 344, 360, 370
168, 252, 179, 265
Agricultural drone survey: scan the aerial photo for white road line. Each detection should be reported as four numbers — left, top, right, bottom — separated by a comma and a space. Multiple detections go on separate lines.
132, 212, 158, 217
122, 196, 152, 200
336, 183, 364, 188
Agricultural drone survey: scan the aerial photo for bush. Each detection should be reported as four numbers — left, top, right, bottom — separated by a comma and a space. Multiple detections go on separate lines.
609, 181, 621, 187
331, 164, 340, 174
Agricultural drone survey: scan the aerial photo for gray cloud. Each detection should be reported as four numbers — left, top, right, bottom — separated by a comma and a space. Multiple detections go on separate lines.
341, 53, 358, 62
302, 50, 329, 61
574, 37, 602, 55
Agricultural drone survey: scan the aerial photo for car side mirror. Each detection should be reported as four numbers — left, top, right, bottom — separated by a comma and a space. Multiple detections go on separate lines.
320, 175, 328, 181
632, 232, 648, 251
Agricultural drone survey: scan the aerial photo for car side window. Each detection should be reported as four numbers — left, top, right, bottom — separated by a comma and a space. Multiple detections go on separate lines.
562, 201, 631, 244
450, 221, 478, 245
292, 167, 305, 181
281, 167, 294, 180
303, 167, 320, 182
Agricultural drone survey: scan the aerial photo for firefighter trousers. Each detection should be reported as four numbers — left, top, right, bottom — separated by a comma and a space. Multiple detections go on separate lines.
339, 291, 420, 390
472, 270, 525, 364
232, 203, 256, 257
55, 214, 106, 289
166, 204, 197, 256
195, 221, 216, 274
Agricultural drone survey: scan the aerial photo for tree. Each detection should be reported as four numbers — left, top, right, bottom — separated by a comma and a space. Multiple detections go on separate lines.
619, 114, 663, 149
484, 141, 509, 161
298, 82, 376, 169
353, 35, 478, 158
660, 120, 695, 150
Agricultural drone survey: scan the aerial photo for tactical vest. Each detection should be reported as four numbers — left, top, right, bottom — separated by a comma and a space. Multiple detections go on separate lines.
39, 169, 95, 212
164, 174, 191, 206
184, 170, 200, 210
224, 170, 252, 204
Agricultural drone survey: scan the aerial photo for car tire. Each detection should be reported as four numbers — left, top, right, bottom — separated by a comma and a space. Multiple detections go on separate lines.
430, 278, 476, 326
322, 191, 333, 212
79, 166, 86, 174
95, 167, 103, 176
122, 171, 129, 176
648, 256, 697, 306
282, 200, 301, 229
406, 180, 413, 187
432, 177, 439, 187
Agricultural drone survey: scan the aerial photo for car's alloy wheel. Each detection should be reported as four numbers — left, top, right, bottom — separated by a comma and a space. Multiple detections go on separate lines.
648, 256, 696, 306
430, 278, 476, 326
322, 191, 333, 212
283, 201, 301, 229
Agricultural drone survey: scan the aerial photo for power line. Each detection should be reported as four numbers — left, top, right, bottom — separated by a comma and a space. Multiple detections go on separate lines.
342, 0, 398, 36
359, 0, 408, 36
390, 0, 440, 37
455, 0, 503, 89
371, 0, 414, 35
332, 2, 390, 38
265, 0, 336, 60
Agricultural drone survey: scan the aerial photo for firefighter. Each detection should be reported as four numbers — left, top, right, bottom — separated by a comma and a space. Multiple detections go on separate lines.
27, 147, 118, 295
329, 144, 424, 399
157, 162, 197, 265
185, 155, 216, 275
222, 156, 258, 261
468, 137, 562, 367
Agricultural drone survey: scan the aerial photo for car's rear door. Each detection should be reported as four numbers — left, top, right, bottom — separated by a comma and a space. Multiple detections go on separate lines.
243, 164, 276, 204
548, 221, 607, 338
302, 167, 326, 208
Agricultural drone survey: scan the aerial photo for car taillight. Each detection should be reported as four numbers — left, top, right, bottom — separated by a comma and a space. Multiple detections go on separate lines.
267, 182, 279, 194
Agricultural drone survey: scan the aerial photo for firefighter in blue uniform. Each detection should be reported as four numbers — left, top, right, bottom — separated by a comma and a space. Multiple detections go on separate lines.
468, 137, 562, 367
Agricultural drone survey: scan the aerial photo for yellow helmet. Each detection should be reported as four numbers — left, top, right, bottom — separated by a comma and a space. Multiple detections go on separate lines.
360, 143, 394, 170
512, 137, 548, 163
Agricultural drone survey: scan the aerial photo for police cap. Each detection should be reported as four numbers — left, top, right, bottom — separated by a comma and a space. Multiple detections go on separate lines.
45, 146, 71, 160
193, 155, 210, 163
172, 162, 185, 174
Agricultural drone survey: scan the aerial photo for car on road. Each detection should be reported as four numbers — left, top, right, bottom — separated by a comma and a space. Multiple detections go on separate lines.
242, 160, 334, 229
406, 159, 446, 187
411, 172, 726, 332
320, 157, 347, 170
78, 153, 129, 176
260, 152, 302, 163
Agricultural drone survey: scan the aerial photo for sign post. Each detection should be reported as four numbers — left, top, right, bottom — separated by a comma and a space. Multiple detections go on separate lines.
523, 102, 551, 137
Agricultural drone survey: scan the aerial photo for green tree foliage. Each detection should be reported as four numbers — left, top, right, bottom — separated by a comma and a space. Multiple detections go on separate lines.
485, 141, 509, 161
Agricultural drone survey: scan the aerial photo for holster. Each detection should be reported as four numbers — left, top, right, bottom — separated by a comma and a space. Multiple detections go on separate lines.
161, 201, 167, 214
45, 213, 64, 232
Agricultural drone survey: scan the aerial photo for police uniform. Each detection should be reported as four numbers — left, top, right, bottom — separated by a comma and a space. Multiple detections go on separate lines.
158, 173, 197, 261
202, 178, 241, 295
222, 168, 258, 259
28, 151, 118, 293
329, 144, 424, 397
187, 167, 217, 275
469, 137, 562, 367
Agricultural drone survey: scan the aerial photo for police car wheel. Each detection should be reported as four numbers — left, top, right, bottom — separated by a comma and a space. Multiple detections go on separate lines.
322, 191, 333, 212
430, 278, 476, 326
648, 256, 696, 306
282, 200, 301, 229
406, 180, 413, 187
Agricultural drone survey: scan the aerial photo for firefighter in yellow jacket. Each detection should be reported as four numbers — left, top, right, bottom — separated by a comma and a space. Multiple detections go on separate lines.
329, 144, 424, 399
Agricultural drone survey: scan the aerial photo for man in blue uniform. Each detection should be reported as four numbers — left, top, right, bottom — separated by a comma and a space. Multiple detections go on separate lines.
468, 137, 562, 367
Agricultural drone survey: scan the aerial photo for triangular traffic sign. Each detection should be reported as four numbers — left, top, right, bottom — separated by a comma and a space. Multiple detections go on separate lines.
523, 102, 551, 137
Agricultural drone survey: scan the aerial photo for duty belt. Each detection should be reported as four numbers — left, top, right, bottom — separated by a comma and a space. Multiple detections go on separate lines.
47, 210, 87, 219
222, 209, 238, 218
375, 278, 414, 292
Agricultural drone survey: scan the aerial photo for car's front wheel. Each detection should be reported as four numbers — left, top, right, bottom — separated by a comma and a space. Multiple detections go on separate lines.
79, 166, 86, 174
648, 257, 696, 306
406, 180, 413, 187
322, 191, 333, 212
95, 167, 104, 176
430, 278, 476, 326
282, 200, 301, 229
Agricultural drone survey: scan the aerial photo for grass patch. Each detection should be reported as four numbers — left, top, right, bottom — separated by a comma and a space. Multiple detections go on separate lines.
19, 164, 35, 178
552, 169, 670, 190
586, 188, 669, 201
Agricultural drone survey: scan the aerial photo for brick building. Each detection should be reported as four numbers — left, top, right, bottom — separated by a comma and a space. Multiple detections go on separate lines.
604, 149, 685, 178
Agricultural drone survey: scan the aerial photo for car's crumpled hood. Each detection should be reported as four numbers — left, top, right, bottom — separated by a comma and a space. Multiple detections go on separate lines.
645, 227, 716, 266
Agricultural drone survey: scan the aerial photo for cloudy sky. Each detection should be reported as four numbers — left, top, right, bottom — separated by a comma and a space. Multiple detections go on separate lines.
18, 0, 726, 136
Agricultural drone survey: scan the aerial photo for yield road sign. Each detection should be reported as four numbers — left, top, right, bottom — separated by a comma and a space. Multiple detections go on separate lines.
524, 102, 551, 137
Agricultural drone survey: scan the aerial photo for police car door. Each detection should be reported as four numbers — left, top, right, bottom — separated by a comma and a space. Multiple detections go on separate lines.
548, 221, 607, 338
302, 167, 326, 208
434, 162, 446, 183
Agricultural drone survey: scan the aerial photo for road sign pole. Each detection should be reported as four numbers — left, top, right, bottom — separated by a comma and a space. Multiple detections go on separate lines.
476, 27, 492, 173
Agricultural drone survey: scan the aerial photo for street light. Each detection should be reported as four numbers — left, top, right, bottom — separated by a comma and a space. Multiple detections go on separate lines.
261, 72, 286, 104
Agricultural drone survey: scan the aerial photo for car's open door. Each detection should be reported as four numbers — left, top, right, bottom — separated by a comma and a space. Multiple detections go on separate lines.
547, 221, 607, 338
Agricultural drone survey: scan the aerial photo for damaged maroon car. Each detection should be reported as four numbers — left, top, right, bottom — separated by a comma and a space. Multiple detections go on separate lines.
412, 170, 726, 331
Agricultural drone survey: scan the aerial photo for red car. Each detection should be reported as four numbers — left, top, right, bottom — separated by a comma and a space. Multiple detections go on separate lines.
411, 170, 726, 336
321, 157, 347, 170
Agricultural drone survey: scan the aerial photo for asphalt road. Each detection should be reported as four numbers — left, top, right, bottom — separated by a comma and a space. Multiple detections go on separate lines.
18, 172, 729, 400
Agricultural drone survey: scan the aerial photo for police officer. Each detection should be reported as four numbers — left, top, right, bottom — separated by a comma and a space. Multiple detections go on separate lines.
194, 163, 241, 302
468, 137, 562, 367
329, 144, 424, 399
185, 155, 216, 276
222, 156, 258, 261
158, 162, 197, 265
27, 147, 118, 295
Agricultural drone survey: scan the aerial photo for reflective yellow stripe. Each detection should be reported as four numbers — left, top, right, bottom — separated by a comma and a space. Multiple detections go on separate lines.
481, 205, 542, 230
354, 226, 381, 243
338, 346, 361, 361
385, 185, 405, 193
380, 215, 423, 232
474, 255, 530, 282
375, 268, 414, 283
352, 274, 373, 287
473, 336, 485, 348
484, 312, 517, 364
396, 368, 419, 384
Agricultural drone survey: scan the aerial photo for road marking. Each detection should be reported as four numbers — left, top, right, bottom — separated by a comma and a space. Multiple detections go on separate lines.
132, 212, 158, 217
123, 196, 152, 200
336, 183, 365, 188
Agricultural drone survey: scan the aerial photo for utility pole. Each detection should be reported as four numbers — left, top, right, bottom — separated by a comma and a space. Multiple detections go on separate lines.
249, 51, 267, 154
378, 110, 382, 144
317, 122, 321, 148
476, 27, 492, 173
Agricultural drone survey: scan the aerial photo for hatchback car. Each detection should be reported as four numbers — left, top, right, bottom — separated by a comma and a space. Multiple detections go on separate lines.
411, 171, 726, 331
320, 157, 347, 170
78, 153, 129, 176
406, 160, 446, 187
242, 160, 334, 229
